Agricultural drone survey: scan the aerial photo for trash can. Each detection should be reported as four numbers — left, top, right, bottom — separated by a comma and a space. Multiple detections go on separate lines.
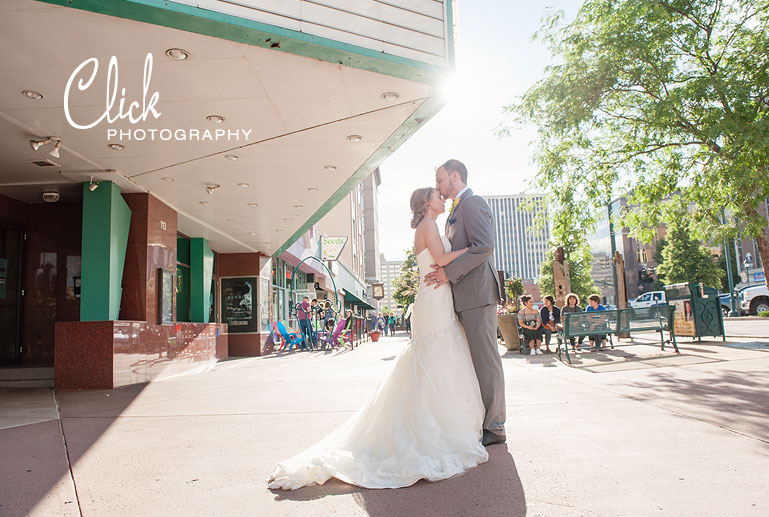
664, 282, 725, 341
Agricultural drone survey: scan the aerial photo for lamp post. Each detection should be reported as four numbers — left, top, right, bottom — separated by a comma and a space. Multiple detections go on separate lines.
722, 208, 739, 317
607, 195, 619, 306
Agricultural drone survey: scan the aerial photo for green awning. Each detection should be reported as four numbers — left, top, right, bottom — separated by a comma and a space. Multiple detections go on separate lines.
343, 289, 376, 310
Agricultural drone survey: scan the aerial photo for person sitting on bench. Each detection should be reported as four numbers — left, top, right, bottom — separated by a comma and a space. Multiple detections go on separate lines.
585, 294, 609, 351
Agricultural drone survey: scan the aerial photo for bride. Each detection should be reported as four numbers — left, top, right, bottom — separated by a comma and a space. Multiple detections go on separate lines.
267, 187, 488, 490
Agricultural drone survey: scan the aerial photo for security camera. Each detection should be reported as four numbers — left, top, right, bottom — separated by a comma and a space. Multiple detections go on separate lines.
42, 191, 60, 203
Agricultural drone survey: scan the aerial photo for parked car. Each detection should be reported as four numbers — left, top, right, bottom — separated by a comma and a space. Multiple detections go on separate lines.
630, 291, 666, 308
739, 284, 769, 315
718, 293, 734, 317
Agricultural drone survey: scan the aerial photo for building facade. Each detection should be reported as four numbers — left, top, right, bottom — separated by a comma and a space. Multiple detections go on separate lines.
317, 179, 376, 315
0, 0, 456, 388
483, 194, 550, 281
379, 254, 404, 317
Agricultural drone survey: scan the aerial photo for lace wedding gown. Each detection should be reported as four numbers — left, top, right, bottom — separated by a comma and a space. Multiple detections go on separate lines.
267, 237, 488, 490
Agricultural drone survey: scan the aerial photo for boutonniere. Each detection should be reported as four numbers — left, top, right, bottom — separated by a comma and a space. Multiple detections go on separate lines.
450, 197, 461, 213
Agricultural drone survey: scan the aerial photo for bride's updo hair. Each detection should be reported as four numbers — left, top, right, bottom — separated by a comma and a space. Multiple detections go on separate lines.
410, 187, 434, 228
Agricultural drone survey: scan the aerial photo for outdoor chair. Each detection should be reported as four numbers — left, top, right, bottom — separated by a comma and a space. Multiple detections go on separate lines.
276, 321, 305, 351
340, 319, 354, 348
273, 321, 287, 351
321, 319, 347, 350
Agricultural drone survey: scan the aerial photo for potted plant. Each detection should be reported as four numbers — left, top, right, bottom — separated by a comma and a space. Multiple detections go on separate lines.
498, 276, 524, 351
369, 329, 381, 342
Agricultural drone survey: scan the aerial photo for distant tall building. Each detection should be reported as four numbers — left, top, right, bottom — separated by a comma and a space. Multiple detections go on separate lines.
380, 254, 404, 316
483, 194, 550, 281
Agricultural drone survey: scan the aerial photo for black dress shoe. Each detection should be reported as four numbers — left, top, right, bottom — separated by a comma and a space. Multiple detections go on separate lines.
482, 430, 507, 446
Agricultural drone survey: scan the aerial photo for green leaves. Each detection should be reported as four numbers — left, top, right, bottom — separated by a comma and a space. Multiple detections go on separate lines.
508, 0, 769, 283
392, 247, 419, 313
656, 222, 724, 288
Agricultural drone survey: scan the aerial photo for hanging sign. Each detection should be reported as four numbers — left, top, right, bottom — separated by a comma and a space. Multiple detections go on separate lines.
321, 236, 348, 261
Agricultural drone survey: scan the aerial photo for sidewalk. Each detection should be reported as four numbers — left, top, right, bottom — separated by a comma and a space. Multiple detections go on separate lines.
1, 332, 768, 516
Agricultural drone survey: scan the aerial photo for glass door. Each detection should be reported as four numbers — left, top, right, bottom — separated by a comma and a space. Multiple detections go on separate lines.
0, 227, 22, 364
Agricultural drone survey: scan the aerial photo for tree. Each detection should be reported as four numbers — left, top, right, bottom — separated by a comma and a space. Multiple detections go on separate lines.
538, 242, 598, 304
656, 224, 723, 288
392, 247, 419, 313
509, 0, 769, 288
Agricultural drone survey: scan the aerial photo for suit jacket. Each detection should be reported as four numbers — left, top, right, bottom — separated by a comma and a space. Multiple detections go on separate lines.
444, 188, 502, 312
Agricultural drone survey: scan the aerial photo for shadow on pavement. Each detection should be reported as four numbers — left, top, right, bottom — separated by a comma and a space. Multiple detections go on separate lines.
621, 369, 769, 442
271, 445, 526, 516
0, 383, 146, 516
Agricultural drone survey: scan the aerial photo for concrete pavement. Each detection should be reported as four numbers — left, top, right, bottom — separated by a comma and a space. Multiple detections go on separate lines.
2, 331, 769, 516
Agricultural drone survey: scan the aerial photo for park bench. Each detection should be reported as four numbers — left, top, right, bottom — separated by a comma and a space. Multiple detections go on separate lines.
557, 306, 679, 364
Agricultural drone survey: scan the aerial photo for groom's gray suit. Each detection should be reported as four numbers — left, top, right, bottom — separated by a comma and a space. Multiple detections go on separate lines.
444, 188, 506, 435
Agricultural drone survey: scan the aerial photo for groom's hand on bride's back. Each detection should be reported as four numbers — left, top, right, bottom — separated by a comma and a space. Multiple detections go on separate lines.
424, 265, 448, 288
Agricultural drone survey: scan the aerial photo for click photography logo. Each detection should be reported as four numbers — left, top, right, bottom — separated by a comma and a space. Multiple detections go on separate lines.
64, 52, 252, 142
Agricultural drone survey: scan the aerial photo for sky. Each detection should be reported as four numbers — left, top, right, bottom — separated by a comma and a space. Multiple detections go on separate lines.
376, 0, 583, 261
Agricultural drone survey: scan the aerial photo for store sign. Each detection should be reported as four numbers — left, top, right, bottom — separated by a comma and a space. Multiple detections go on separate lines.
755, 271, 765, 283
321, 236, 348, 261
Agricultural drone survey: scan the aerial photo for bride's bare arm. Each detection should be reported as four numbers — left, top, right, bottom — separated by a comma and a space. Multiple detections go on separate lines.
418, 219, 468, 267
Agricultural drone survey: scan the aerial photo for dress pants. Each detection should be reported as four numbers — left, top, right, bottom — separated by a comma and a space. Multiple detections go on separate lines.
457, 303, 506, 435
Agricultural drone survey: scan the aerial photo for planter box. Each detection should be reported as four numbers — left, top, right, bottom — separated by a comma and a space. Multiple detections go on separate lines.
497, 314, 520, 351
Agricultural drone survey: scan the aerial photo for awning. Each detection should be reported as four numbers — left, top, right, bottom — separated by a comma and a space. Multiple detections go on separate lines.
343, 289, 376, 310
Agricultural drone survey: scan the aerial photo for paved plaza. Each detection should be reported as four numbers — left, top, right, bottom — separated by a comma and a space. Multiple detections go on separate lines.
2, 326, 769, 516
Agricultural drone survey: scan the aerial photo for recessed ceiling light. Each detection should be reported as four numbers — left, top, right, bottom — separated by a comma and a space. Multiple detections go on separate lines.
226, 218, 236, 223
307, 187, 318, 192
248, 232, 256, 236
247, 203, 258, 207
22, 90, 43, 100
206, 115, 225, 124
275, 229, 284, 232
283, 218, 292, 222
293, 204, 303, 209
165, 48, 190, 60
107, 143, 124, 151
224, 154, 239, 161
381, 91, 400, 101
199, 201, 209, 206
323, 165, 337, 171
161, 177, 174, 182
238, 182, 249, 188
346, 135, 363, 142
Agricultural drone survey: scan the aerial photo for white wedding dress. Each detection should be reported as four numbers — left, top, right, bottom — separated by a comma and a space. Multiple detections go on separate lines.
267, 237, 488, 490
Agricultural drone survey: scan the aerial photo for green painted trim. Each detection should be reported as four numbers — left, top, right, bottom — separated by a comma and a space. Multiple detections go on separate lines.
189, 238, 214, 323
275, 95, 447, 257
39, 0, 449, 84
80, 181, 132, 321
445, 0, 456, 70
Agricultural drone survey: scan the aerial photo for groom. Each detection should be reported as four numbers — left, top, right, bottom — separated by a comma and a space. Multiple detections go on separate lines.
425, 159, 506, 446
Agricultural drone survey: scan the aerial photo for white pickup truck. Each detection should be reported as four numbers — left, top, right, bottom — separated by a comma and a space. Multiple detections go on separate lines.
629, 290, 666, 308
739, 284, 769, 315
